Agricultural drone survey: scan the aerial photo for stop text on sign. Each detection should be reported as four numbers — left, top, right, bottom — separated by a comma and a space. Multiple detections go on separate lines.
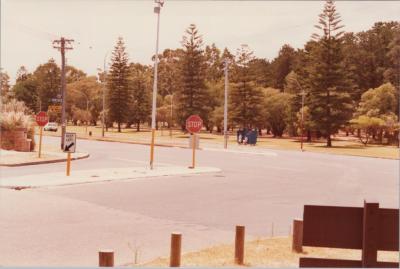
187, 121, 202, 128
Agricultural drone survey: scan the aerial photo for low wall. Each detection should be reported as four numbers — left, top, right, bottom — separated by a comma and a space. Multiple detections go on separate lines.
1, 128, 32, 152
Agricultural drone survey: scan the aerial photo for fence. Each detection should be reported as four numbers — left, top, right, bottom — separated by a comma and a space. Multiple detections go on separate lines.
97, 201, 399, 267
299, 201, 399, 267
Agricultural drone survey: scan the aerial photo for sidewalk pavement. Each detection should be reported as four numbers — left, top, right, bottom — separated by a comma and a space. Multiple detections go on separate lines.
0, 149, 89, 167
0, 165, 221, 189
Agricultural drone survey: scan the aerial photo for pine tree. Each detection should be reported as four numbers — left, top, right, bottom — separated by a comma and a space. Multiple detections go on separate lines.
271, 44, 296, 90
177, 24, 210, 129
129, 63, 151, 131
230, 45, 264, 128
107, 37, 130, 132
308, 0, 354, 147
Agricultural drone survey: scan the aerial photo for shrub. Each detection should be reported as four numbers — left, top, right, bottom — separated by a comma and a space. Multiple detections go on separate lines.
1, 99, 35, 150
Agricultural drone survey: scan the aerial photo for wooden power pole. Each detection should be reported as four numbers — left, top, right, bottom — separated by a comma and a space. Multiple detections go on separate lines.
53, 37, 74, 150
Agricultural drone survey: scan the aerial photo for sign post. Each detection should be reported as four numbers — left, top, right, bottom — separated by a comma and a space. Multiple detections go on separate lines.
35, 111, 49, 158
63, 132, 76, 176
186, 115, 203, 169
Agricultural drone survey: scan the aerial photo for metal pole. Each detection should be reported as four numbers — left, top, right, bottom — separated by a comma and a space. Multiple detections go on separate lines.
60, 38, 66, 150
150, 2, 161, 170
223, 59, 229, 149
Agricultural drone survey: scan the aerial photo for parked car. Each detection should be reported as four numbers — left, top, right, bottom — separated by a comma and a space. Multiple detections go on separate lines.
44, 122, 58, 132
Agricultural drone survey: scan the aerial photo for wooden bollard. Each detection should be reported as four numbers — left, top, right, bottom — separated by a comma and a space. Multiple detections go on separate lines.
292, 219, 303, 253
99, 249, 114, 267
234, 225, 245, 265
170, 233, 182, 267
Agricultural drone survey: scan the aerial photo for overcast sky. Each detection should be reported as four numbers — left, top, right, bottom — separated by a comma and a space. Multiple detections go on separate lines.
1, 0, 400, 83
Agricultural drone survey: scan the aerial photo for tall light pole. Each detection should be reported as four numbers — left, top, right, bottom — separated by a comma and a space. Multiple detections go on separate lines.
150, 0, 164, 169
223, 59, 229, 149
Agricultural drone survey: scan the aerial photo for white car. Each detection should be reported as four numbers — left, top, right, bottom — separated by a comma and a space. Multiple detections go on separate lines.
44, 122, 58, 132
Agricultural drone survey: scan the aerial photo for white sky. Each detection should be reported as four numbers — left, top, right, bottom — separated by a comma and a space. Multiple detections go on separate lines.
1, 0, 400, 83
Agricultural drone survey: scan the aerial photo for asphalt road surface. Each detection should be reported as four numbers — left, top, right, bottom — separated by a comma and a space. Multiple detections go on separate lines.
1, 136, 398, 266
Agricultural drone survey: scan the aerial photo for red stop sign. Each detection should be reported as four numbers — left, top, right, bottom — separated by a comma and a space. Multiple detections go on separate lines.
36, 111, 49, 127
186, 115, 203, 133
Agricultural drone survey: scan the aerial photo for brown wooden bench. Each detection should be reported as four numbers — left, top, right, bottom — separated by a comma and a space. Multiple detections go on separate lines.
299, 201, 399, 267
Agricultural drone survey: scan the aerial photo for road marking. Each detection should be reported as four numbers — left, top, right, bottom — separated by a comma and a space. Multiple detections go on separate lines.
203, 148, 278, 157
111, 157, 173, 166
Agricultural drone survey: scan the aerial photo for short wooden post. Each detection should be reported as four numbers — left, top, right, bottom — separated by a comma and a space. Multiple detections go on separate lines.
292, 219, 303, 253
38, 126, 43, 158
362, 201, 379, 267
99, 249, 114, 267
170, 233, 182, 267
66, 152, 71, 176
234, 225, 245, 265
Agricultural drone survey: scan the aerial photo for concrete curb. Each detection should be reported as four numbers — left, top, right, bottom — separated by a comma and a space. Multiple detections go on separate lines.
0, 152, 90, 167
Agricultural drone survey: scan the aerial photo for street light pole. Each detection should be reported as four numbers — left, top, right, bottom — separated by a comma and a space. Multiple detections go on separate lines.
223, 59, 229, 149
150, 0, 163, 169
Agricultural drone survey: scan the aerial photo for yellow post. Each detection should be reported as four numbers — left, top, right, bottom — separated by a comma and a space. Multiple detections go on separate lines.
38, 126, 43, 158
150, 129, 155, 169
66, 152, 71, 176
190, 133, 196, 169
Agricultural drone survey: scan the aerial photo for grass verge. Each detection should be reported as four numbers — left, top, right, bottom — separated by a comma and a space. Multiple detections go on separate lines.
141, 237, 399, 267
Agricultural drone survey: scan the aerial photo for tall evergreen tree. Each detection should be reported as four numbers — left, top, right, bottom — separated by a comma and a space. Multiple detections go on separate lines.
271, 44, 297, 90
308, 0, 354, 146
107, 37, 130, 132
177, 24, 210, 128
129, 63, 151, 131
230, 45, 264, 128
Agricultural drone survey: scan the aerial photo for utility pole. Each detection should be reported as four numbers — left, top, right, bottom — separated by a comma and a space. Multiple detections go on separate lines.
223, 59, 229, 149
53, 37, 74, 150
150, 0, 164, 170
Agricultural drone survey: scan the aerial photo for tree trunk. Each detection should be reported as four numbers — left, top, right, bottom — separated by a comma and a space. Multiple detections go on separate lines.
307, 130, 311, 142
137, 121, 140, 132
327, 134, 332, 147
118, 122, 121, 132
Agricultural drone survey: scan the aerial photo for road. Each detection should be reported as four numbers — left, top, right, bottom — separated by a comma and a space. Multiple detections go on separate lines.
0, 136, 398, 266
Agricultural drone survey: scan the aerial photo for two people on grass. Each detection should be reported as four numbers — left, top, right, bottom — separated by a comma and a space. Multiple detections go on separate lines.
237, 127, 258, 146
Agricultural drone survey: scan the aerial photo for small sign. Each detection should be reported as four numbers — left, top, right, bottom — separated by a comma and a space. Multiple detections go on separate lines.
36, 111, 49, 127
186, 115, 203, 133
51, 98, 62, 103
63, 132, 76, 153
48, 105, 62, 113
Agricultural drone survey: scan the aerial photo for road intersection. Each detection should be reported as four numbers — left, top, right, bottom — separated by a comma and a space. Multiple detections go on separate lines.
0, 136, 398, 266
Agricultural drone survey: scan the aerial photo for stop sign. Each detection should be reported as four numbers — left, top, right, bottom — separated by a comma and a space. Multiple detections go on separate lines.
36, 111, 49, 127
186, 115, 203, 133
